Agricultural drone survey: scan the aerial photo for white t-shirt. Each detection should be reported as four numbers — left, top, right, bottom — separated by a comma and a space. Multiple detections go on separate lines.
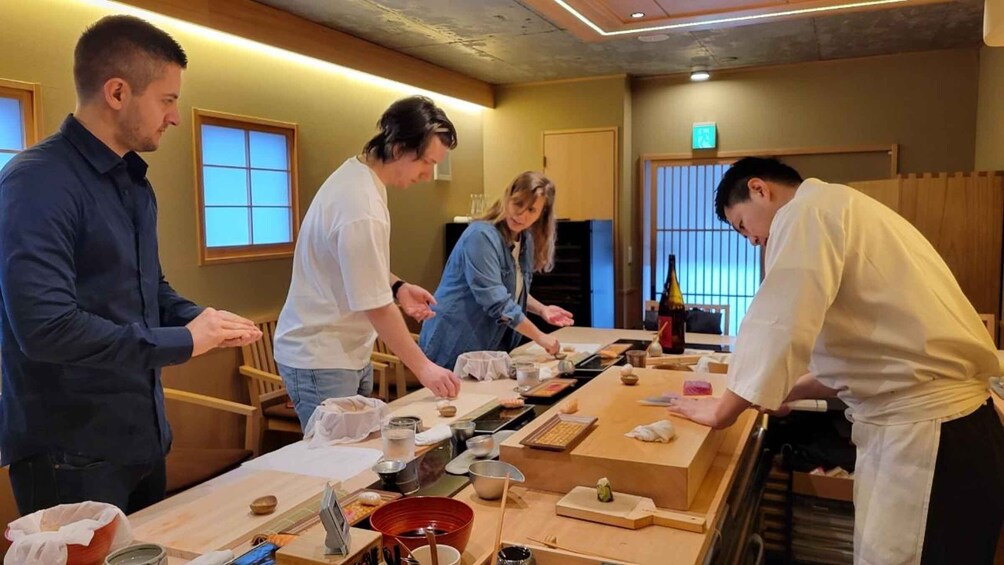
274, 157, 394, 370
728, 179, 997, 425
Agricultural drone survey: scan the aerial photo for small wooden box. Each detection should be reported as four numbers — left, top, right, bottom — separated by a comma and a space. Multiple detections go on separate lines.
500, 368, 728, 510
276, 526, 382, 565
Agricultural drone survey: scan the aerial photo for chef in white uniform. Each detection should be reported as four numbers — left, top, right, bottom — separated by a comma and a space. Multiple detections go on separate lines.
668, 157, 1004, 564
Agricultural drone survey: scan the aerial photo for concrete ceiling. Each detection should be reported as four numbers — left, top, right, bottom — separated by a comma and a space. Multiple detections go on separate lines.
252, 0, 985, 84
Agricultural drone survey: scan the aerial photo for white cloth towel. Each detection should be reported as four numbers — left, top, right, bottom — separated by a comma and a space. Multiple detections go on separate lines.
694, 352, 731, 373
454, 351, 512, 381
304, 395, 389, 447
188, 550, 235, 565
625, 419, 676, 443
415, 423, 453, 445
4, 502, 133, 565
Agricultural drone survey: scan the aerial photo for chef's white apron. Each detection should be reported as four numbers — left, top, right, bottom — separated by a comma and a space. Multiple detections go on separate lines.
849, 400, 984, 565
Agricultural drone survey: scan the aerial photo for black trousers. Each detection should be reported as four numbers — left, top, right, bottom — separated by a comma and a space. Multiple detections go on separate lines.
921, 400, 1004, 564
8, 452, 166, 516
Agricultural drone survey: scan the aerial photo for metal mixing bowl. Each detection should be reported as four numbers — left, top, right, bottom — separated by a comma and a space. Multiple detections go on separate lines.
468, 460, 525, 500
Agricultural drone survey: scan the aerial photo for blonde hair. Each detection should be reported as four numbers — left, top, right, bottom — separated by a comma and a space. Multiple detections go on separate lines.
478, 171, 557, 273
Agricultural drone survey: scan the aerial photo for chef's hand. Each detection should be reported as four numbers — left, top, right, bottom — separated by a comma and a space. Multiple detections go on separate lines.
540, 305, 574, 327
416, 362, 461, 399
536, 335, 561, 356
397, 283, 437, 322
666, 397, 722, 428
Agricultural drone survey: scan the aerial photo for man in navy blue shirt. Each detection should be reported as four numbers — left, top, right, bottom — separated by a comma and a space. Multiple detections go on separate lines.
0, 15, 262, 515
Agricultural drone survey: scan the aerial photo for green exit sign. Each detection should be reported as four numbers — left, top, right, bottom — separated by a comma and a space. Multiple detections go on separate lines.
692, 122, 717, 150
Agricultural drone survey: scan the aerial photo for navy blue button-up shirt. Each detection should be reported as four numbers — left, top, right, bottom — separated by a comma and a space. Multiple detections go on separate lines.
0, 115, 202, 466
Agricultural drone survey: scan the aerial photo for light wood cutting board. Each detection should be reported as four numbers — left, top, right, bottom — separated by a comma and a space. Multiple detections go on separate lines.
388, 391, 497, 429
555, 486, 705, 533
131, 470, 329, 559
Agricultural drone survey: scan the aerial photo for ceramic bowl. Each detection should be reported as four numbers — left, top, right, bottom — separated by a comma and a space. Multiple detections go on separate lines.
7, 517, 118, 565
468, 460, 526, 500
620, 373, 639, 386
369, 496, 474, 554
249, 495, 278, 515
465, 435, 495, 458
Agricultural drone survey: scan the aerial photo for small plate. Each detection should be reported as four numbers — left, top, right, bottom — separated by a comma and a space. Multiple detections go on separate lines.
445, 430, 517, 475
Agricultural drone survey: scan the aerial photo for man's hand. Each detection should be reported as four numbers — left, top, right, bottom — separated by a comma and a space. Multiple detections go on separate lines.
540, 305, 574, 327
415, 362, 461, 398
667, 397, 723, 428
397, 283, 437, 322
186, 308, 262, 357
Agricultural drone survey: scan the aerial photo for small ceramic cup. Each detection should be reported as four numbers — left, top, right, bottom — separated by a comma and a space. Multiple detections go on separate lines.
411, 544, 461, 565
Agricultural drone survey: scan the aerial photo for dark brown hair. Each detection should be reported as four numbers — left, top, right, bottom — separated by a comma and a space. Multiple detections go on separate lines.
363, 96, 458, 163
74, 15, 187, 102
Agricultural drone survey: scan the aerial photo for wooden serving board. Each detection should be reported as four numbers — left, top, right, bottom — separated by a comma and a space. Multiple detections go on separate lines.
131, 470, 329, 559
555, 486, 705, 533
499, 368, 728, 510
276, 525, 382, 565
388, 391, 498, 430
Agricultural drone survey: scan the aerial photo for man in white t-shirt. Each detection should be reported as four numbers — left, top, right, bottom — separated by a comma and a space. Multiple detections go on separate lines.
274, 96, 462, 429
668, 157, 1004, 564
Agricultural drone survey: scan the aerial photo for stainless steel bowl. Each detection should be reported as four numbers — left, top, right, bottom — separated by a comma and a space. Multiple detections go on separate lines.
465, 435, 495, 458
468, 460, 525, 500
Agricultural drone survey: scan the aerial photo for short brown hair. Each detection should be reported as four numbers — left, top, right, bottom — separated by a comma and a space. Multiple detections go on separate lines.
74, 15, 187, 102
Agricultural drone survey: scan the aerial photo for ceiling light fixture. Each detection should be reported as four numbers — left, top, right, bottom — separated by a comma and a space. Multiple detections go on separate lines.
553, 0, 908, 36
690, 69, 711, 81
630, 12, 645, 18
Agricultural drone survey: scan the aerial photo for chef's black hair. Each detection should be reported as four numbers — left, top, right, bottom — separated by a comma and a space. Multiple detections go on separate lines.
714, 157, 803, 222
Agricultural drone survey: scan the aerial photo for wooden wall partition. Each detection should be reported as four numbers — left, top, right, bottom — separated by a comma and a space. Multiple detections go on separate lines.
850, 172, 1004, 345
162, 346, 248, 450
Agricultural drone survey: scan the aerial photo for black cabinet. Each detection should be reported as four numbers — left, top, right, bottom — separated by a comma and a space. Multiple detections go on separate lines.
444, 220, 614, 330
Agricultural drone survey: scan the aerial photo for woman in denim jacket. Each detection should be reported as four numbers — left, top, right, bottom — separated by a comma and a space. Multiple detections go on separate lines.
420, 172, 574, 370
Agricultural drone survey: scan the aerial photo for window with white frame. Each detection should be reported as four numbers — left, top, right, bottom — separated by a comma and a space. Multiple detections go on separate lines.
193, 109, 299, 265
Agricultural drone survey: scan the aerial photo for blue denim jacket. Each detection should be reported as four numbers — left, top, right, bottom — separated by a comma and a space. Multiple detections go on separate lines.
420, 221, 533, 369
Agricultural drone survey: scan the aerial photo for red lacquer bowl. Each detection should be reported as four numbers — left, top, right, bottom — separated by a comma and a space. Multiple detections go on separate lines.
5, 519, 118, 565
368, 496, 474, 554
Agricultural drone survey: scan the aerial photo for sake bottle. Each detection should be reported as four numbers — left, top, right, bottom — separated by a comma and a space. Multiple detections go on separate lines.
658, 255, 687, 354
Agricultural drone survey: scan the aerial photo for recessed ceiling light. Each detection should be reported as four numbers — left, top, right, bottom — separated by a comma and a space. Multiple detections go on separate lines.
631, 12, 645, 18
690, 69, 711, 81
638, 33, 670, 42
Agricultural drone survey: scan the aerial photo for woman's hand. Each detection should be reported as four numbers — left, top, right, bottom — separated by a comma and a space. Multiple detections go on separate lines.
536, 335, 561, 355
540, 305, 574, 327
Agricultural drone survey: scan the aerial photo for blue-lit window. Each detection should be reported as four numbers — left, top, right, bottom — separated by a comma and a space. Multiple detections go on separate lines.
0, 81, 39, 170
194, 110, 299, 264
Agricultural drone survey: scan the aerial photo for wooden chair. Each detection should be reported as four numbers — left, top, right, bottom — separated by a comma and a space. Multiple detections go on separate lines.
371, 333, 420, 401
239, 319, 304, 454
162, 388, 257, 495
239, 318, 391, 453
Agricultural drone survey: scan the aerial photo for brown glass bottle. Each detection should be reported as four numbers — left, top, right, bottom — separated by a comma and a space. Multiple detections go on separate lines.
657, 254, 687, 354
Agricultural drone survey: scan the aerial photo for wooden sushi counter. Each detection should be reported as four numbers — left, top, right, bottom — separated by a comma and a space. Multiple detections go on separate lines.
129, 328, 761, 565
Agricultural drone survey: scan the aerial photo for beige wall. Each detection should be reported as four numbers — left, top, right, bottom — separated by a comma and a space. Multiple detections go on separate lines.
482, 76, 637, 325
1, 0, 485, 321
632, 49, 981, 178
976, 45, 1004, 170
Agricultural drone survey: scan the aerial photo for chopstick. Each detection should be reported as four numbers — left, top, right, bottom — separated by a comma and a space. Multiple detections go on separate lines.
426, 531, 439, 565
492, 473, 511, 564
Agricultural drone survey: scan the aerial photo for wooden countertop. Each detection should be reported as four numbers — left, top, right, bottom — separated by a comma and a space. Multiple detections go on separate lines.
133, 328, 745, 563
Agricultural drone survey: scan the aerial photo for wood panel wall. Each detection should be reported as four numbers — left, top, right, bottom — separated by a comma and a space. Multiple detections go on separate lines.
162, 347, 248, 450
850, 172, 1004, 345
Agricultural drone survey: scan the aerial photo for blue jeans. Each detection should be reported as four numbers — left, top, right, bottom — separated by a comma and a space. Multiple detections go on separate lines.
277, 363, 374, 430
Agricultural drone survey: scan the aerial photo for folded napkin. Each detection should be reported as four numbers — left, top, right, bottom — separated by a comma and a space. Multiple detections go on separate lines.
625, 419, 676, 443
188, 550, 235, 565
415, 423, 452, 446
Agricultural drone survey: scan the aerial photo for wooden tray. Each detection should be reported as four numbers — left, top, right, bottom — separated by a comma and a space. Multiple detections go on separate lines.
338, 488, 401, 526
519, 414, 597, 451
521, 378, 577, 398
